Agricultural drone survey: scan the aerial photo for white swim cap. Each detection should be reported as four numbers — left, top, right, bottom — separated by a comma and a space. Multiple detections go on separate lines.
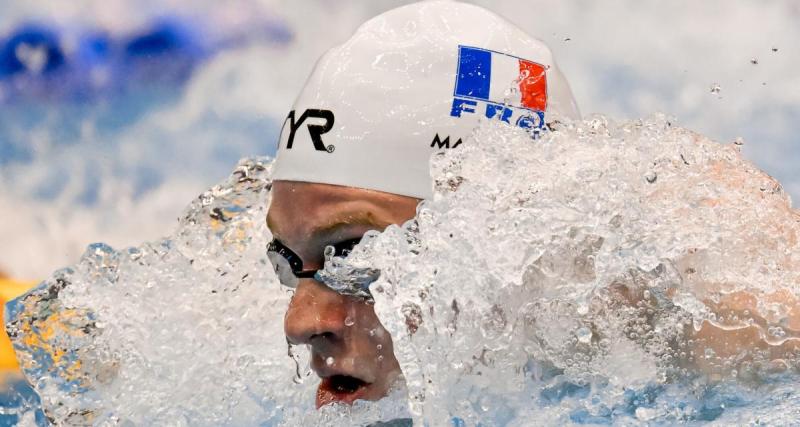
272, 0, 580, 199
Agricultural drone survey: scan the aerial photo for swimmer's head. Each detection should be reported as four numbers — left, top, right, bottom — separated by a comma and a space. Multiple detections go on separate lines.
271, 0, 579, 199
267, 0, 579, 407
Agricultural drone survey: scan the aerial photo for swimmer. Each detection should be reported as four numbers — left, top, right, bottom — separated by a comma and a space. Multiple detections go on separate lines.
266, 0, 799, 408
266, 0, 580, 408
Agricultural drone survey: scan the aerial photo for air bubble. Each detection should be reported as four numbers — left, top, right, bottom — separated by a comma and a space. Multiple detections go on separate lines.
576, 327, 593, 344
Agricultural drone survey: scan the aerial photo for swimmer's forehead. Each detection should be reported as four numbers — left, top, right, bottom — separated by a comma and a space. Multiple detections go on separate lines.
267, 181, 416, 253
267, 207, 390, 244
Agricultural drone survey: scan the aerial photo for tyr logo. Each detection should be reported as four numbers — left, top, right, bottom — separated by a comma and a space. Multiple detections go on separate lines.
284, 109, 336, 153
430, 133, 463, 149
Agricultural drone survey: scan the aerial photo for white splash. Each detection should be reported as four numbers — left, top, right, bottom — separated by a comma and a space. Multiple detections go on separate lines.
326, 114, 800, 425
6, 115, 800, 425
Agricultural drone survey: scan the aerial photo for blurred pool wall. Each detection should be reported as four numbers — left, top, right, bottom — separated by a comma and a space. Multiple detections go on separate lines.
0, 14, 295, 102
0, 3, 299, 280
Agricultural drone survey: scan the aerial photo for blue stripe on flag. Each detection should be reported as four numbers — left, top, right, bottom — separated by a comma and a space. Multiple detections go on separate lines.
454, 46, 491, 100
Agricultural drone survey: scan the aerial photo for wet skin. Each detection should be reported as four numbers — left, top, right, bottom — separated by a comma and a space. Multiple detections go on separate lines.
267, 181, 420, 408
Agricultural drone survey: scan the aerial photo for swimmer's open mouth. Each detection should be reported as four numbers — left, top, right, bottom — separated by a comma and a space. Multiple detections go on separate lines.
329, 375, 366, 393
316, 375, 371, 408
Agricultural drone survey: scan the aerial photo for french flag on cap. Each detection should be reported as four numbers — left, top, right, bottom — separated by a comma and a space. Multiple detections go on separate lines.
454, 45, 548, 112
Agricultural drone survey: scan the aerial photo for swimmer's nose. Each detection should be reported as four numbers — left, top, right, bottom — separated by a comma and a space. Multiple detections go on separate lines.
284, 278, 348, 346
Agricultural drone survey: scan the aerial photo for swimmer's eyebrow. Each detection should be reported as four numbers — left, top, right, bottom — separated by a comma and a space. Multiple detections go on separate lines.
310, 211, 391, 243
267, 210, 391, 250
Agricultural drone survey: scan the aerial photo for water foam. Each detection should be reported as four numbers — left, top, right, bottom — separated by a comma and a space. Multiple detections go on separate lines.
6, 115, 800, 425
333, 114, 800, 424
5, 158, 306, 425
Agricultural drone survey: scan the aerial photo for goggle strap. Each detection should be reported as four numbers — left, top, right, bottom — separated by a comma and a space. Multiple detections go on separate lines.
294, 270, 317, 279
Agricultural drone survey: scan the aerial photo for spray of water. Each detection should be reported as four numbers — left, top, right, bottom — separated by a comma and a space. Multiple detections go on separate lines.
6, 115, 800, 425
5, 159, 308, 425
329, 114, 800, 425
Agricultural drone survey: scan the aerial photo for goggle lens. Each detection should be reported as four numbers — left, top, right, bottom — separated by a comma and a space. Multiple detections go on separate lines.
266, 238, 366, 291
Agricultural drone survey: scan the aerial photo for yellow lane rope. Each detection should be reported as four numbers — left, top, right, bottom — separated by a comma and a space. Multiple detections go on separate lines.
0, 278, 38, 371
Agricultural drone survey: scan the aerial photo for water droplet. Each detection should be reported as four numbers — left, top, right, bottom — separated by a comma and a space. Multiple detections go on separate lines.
325, 356, 335, 366
376, 344, 383, 351
635, 407, 656, 421
769, 326, 786, 338
576, 327, 592, 344
344, 316, 355, 327
287, 343, 307, 384
710, 83, 721, 95
750, 58, 759, 65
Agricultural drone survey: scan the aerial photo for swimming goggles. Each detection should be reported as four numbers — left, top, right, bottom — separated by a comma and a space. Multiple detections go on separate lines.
266, 237, 362, 289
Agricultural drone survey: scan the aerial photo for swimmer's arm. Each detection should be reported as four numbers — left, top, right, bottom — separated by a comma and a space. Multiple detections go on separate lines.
689, 290, 800, 376
611, 284, 800, 376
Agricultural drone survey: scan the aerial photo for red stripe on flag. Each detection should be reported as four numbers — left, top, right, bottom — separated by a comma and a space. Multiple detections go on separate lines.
518, 60, 547, 111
